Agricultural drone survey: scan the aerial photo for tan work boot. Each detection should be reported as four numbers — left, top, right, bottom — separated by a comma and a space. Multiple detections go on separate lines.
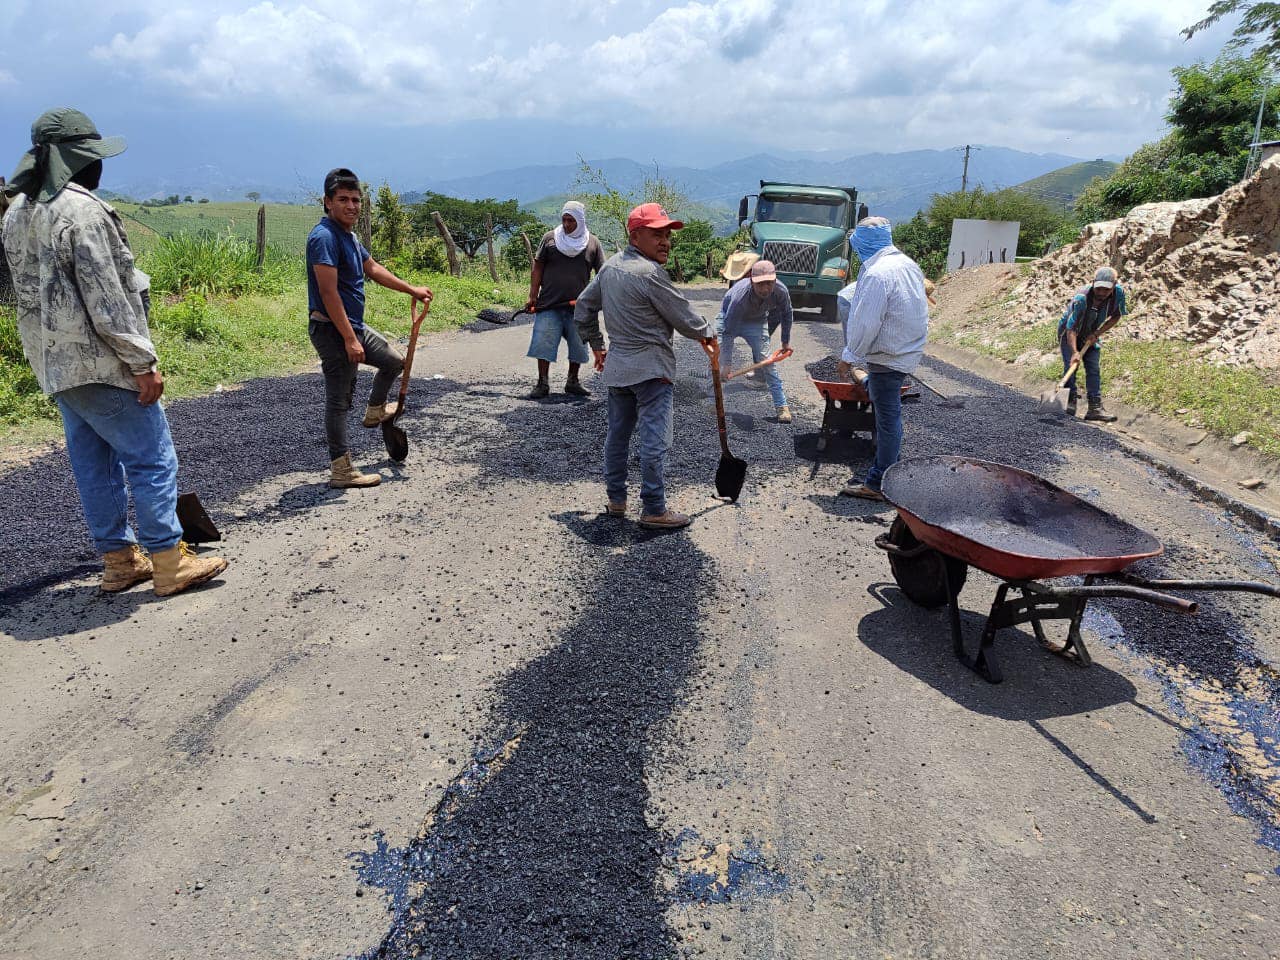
362, 401, 399, 427
776, 405, 792, 424
152, 541, 228, 597
329, 453, 381, 489
605, 501, 627, 517
101, 544, 153, 593
639, 509, 691, 530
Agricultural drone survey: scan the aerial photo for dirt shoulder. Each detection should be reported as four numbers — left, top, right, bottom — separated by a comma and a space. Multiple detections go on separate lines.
931, 262, 1280, 523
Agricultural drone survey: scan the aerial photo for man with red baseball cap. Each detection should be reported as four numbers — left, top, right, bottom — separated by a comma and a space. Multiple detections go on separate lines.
575, 203, 715, 529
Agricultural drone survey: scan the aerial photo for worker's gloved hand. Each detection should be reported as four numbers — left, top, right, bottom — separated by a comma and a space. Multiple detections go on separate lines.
592, 347, 607, 372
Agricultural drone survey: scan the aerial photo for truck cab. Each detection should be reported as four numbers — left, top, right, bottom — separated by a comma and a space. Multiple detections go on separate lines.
738, 181, 866, 322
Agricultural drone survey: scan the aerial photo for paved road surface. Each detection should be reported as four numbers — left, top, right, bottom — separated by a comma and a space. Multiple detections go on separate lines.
2, 290, 1278, 959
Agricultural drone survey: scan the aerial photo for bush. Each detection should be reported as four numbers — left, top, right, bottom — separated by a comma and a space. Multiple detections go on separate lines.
387, 236, 449, 276
0, 307, 55, 424
152, 292, 218, 342
141, 231, 297, 297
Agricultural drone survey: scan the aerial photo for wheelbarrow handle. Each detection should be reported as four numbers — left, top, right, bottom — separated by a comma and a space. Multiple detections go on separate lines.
1110, 571, 1280, 600
873, 531, 933, 560
1049, 583, 1199, 614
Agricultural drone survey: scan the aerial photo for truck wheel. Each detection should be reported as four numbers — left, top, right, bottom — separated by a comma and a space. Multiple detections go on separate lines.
819, 295, 838, 323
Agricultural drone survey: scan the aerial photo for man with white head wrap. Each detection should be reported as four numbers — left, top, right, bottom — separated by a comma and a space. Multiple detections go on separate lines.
524, 200, 605, 398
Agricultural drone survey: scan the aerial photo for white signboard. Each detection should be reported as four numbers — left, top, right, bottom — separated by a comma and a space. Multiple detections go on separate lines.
946, 219, 1020, 273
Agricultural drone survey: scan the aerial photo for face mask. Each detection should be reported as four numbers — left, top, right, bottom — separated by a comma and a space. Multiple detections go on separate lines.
851, 222, 893, 262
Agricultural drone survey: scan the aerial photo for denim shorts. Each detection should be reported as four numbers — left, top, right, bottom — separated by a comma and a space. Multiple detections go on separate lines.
527, 307, 589, 364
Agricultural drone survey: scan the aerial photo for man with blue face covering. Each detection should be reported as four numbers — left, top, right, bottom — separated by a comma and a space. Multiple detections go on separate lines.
836, 217, 930, 501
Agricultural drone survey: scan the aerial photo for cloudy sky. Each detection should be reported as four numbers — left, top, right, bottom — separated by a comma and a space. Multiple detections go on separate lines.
0, 0, 1237, 191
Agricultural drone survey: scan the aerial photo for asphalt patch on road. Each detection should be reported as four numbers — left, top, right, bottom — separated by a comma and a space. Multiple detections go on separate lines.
0, 372, 463, 604
353, 526, 713, 959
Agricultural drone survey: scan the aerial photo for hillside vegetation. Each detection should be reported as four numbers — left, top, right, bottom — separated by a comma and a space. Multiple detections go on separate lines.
1014, 160, 1118, 204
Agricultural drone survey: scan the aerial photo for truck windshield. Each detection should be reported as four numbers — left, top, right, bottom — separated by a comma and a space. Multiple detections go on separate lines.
756, 195, 848, 228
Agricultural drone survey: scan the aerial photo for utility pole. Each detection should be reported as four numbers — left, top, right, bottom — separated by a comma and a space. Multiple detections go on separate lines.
1244, 74, 1272, 180
961, 144, 971, 193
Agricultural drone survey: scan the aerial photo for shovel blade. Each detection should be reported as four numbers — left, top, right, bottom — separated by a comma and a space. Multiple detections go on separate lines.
176, 492, 221, 544
382, 419, 409, 462
1035, 386, 1071, 417
715, 453, 748, 502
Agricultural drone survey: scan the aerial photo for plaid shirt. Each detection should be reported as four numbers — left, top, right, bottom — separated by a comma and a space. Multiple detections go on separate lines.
1059, 284, 1126, 342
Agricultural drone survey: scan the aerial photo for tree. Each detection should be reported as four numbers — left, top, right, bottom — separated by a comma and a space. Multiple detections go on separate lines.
500, 211, 554, 272
1076, 55, 1279, 220
573, 159, 689, 250
246, 191, 261, 203
408, 194, 524, 258
371, 183, 410, 260
1184, 1, 1280, 64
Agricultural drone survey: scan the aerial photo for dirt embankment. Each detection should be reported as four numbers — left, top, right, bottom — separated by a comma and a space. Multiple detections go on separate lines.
1004, 156, 1280, 368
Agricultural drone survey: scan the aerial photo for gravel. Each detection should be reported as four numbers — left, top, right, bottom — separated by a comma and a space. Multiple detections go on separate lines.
804, 356, 850, 383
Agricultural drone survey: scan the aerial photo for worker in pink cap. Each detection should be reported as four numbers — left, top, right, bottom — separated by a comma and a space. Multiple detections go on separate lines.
715, 258, 794, 422
574, 203, 715, 529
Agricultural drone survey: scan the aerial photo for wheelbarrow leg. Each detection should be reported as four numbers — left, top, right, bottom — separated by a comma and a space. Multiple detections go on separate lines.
943, 562, 1002, 683
1020, 581, 1093, 666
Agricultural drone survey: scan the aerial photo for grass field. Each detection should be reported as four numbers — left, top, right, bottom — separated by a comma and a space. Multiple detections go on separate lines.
112, 201, 320, 256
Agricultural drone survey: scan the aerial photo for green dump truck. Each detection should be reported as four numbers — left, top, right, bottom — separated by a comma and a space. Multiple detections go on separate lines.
738, 181, 866, 322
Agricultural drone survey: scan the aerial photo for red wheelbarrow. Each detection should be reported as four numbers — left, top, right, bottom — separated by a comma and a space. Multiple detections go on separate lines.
808, 375, 916, 453
873, 456, 1280, 683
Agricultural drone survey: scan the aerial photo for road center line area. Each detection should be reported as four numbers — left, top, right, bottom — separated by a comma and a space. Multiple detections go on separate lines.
2, 289, 1278, 959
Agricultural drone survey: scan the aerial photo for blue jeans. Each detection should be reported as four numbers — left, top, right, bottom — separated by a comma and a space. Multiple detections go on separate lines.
865, 370, 906, 491
719, 320, 786, 407
604, 378, 674, 515
527, 307, 589, 364
1060, 338, 1102, 401
54, 383, 184, 555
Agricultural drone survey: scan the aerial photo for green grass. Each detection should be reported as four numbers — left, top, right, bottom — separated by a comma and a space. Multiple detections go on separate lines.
0, 263, 526, 438
112, 201, 319, 256
933, 318, 1280, 458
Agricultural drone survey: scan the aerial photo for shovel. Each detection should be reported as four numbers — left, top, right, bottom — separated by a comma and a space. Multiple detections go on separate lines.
725, 346, 793, 380
1036, 334, 1096, 417
909, 371, 966, 409
707, 340, 747, 502
382, 297, 430, 462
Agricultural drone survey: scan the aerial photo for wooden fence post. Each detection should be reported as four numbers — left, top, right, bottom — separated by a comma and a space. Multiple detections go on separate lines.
357, 188, 372, 252
705, 250, 714, 279
255, 204, 267, 271
431, 212, 461, 277
672, 253, 684, 283
485, 214, 498, 283
520, 231, 534, 272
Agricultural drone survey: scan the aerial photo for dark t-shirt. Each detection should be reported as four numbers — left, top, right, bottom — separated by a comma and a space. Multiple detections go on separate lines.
307, 217, 370, 328
534, 231, 605, 310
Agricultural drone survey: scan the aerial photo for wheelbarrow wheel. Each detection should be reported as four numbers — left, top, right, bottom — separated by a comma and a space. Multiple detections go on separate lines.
886, 516, 967, 608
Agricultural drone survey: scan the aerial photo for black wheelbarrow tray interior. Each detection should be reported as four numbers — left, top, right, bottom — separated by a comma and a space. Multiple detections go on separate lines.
873, 456, 1280, 683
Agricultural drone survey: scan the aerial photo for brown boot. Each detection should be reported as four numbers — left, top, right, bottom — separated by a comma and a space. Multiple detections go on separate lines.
776, 405, 792, 424
152, 542, 228, 597
362, 401, 399, 427
329, 453, 381, 488
638, 509, 691, 530
101, 544, 153, 593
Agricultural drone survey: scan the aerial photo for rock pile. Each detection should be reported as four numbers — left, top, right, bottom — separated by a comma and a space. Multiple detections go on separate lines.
1012, 156, 1280, 368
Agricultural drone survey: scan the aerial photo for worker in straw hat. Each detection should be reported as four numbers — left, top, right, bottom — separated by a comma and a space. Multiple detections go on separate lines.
714, 259, 795, 422
1057, 266, 1124, 422
2, 107, 228, 596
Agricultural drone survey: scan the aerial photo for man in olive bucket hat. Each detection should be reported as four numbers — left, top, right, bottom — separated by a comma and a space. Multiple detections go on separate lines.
1, 108, 228, 596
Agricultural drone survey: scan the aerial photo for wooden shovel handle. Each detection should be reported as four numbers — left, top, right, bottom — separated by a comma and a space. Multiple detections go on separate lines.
1055, 333, 1098, 389
707, 340, 732, 457
398, 297, 429, 405
726, 347, 793, 380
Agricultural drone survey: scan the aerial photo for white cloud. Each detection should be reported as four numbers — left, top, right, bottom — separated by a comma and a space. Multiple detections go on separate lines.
70, 0, 1237, 156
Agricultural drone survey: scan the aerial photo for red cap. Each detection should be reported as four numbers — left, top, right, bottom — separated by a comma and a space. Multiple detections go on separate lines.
626, 202, 684, 233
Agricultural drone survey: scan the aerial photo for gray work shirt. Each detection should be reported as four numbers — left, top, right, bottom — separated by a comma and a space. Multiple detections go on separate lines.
574, 246, 712, 388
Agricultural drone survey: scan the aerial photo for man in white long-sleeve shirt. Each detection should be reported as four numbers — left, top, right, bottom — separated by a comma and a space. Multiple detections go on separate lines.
835, 217, 929, 500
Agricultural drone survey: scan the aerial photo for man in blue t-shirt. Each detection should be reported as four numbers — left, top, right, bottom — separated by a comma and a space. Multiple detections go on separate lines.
1058, 265, 1125, 422
306, 168, 432, 488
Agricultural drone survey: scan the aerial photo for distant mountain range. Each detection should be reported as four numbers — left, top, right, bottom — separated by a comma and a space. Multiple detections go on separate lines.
106, 145, 1117, 229
402, 146, 1099, 227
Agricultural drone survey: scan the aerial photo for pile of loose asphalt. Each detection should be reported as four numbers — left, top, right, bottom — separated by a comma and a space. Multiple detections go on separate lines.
2, 295, 1278, 957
